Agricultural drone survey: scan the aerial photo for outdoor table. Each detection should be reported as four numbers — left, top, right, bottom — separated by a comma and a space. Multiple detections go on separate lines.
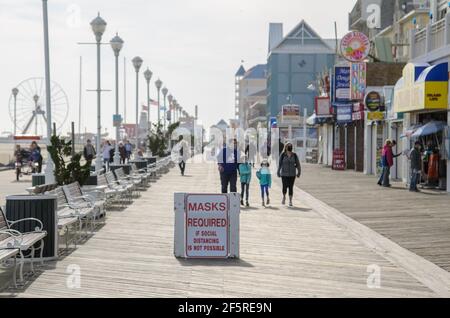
5, 194, 58, 260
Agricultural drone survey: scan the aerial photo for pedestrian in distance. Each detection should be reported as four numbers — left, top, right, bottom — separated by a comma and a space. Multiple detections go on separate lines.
109, 142, 115, 164
177, 136, 190, 176
239, 156, 252, 207
217, 139, 240, 194
409, 141, 423, 192
30, 141, 42, 173
125, 140, 133, 163
119, 143, 127, 164
378, 139, 394, 188
83, 139, 96, 162
257, 160, 272, 207
277, 142, 301, 207
102, 141, 113, 170
377, 140, 401, 186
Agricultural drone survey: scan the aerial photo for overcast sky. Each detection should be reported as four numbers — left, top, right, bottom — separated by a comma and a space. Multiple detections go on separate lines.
0, 0, 355, 137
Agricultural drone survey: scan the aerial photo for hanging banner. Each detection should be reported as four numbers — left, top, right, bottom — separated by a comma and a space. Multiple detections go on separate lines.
281, 104, 301, 123
365, 91, 382, 112
334, 66, 351, 102
332, 149, 346, 170
315, 97, 332, 117
351, 63, 367, 100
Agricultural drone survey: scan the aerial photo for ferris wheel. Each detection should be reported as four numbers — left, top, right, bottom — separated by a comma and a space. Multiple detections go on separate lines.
8, 77, 69, 137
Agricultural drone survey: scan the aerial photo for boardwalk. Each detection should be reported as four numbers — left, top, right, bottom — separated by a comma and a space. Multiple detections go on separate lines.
0, 163, 447, 298
298, 164, 450, 273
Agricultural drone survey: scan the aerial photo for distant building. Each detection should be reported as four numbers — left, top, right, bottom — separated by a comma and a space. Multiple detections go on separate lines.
235, 65, 246, 120
267, 20, 336, 120
235, 64, 268, 129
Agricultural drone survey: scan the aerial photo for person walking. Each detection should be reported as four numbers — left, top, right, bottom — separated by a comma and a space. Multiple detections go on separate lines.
119, 143, 127, 164
379, 139, 394, 188
125, 140, 133, 163
239, 156, 252, 207
257, 160, 272, 207
377, 140, 401, 186
217, 139, 239, 194
177, 136, 190, 176
277, 142, 301, 207
83, 139, 96, 162
14, 145, 24, 181
102, 141, 113, 170
409, 141, 423, 192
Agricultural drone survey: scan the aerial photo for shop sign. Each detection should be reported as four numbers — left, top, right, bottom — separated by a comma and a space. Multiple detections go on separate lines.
340, 31, 370, 62
281, 104, 301, 123
315, 97, 332, 117
393, 62, 449, 113
365, 91, 382, 112
367, 111, 385, 121
351, 63, 367, 100
352, 111, 364, 121
113, 114, 123, 128
332, 149, 346, 170
334, 66, 351, 101
334, 103, 353, 124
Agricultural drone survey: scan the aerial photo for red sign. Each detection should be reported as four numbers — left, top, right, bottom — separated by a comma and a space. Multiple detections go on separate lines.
332, 150, 346, 170
14, 136, 41, 141
123, 124, 137, 138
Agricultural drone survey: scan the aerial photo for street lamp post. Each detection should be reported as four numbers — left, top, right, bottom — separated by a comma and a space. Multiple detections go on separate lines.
90, 13, 107, 173
12, 88, 19, 142
167, 94, 173, 125
132, 56, 143, 152
33, 95, 39, 136
144, 68, 153, 134
155, 79, 163, 127
110, 33, 124, 165
162, 87, 168, 131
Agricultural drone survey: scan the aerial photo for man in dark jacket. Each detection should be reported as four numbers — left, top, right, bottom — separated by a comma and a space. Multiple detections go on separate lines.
217, 139, 240, 194
409, 141, 423, 192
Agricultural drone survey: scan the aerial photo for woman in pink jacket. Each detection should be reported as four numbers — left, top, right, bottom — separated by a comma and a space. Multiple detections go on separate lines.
379, 140, 394, 187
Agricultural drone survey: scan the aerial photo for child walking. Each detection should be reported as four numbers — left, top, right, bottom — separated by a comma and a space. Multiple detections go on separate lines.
257, 160, 272, 207
239, 156, 252, 207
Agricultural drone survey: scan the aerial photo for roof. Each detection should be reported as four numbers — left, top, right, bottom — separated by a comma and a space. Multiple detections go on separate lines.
216, 119, 229, 128
235, 65, 246, 77
243, 64, 267, 80
269, 20, 335, 55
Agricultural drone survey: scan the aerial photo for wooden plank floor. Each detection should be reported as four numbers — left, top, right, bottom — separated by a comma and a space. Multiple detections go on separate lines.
0, 163, 440, 298
297, 164, 450, 272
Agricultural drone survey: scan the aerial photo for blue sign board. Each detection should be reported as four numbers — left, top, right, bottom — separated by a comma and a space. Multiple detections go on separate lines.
334, 103, 353, 124
334, 66, 351, 102
270, 117, 278, 128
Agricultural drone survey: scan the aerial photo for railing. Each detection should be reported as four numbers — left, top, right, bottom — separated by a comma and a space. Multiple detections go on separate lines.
412, 14, 450, 59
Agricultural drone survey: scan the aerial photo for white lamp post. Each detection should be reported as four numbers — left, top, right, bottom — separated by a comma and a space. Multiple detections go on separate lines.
155, 79, 163, 127
144, 68, 153, 134
110, 33, 124, 165
167, 94, 173, 125
132, 56, 143, 151
162, 87, 168, 130
12, 88, 19, 142
33, 95, 39, 136
90, 13, 107, 173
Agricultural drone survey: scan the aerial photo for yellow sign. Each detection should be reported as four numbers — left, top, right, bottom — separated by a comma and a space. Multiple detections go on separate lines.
393, 63, 448, 113
367, 112, 385, 121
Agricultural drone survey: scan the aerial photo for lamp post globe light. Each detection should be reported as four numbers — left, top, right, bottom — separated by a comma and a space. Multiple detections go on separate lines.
110, 33, 124, 165
167, 94, 173, 125
144, 68, 153, 134
132, 56, 143, 153
162, 87, 168, 130
155, 79, 163, 127
12, 88, 19, 142
90, 13, 107, 173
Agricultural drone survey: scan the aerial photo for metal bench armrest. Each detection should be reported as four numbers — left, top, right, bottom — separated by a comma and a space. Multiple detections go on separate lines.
0, 230, 24, 248
8, 218, 44, 232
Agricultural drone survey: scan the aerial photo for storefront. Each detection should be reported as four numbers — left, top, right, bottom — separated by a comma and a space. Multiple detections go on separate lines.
394, 62, 449, 191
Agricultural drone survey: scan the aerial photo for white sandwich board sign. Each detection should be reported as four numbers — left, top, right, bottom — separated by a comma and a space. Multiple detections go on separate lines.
174, 193, 240, 259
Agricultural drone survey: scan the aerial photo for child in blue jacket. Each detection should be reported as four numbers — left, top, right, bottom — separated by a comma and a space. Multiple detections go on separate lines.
257, 160, 272, 207
239, 156, 252, 207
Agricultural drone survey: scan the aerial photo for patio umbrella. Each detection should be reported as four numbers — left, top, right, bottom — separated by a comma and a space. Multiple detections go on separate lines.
411, 121, 446, 138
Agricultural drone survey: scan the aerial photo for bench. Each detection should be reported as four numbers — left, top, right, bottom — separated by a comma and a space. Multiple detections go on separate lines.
63, 182, 106, 228
0, 207, 47, 284
115, 168, 144, 190
98, 173, 130, 207
105, 171, 134, 202
0, 231, 20, 288
131, 163, 152, 185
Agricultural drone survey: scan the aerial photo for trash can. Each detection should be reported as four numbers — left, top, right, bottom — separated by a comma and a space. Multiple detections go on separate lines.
32, 173, 46, 187
129, 160, 147, 171
5, 194, 58, 260
110, 164, 131, 175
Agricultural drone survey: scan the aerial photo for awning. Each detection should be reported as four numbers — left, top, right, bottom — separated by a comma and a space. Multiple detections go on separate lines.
411, 121, 446, 138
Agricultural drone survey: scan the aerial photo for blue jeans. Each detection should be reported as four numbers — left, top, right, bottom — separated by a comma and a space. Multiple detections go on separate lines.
410, 171, 420, 191
260, 185, 269, 199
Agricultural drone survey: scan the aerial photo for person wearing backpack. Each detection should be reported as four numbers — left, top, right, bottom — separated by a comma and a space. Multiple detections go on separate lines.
277, 142, 301, 207
239, 156, 252, 207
